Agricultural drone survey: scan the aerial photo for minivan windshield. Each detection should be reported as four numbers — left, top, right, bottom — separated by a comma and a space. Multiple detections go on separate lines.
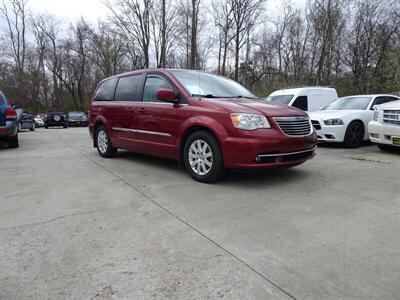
267, 95, 294, 105
322, 96, 372, 110
169, 70, 257, 99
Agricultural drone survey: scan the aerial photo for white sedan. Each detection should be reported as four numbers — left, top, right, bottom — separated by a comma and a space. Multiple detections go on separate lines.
34, 117, 45, 127
368, 100, 400, 151
309, 94, 400, 147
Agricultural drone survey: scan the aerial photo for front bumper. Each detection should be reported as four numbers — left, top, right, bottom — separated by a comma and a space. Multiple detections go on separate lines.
368, 121, 400, 146
69, 120, 88, 126
45, 121, 68, 126
222, 129, 317, 169
311, 119, 346, 142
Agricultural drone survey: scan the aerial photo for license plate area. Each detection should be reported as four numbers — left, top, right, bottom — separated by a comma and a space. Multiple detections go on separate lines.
392, 137, 400, 145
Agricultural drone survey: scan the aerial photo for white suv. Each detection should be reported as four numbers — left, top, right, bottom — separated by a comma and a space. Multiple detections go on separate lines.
368, 100, 400, 151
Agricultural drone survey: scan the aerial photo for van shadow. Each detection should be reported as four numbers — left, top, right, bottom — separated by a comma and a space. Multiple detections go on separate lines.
114, 150, 311, 187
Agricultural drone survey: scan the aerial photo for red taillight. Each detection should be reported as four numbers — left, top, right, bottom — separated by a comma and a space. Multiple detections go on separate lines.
5, 107, 16, 119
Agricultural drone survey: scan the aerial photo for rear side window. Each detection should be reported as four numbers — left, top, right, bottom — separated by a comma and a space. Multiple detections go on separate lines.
114, 75, 143, 102
292, 96, 308, 111
93, 78, 117, 101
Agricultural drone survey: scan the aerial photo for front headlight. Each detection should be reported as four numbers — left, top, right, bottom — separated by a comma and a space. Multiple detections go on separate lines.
324, 118, 344, 125
373, 108, 379, 121
230, 113, 271, 130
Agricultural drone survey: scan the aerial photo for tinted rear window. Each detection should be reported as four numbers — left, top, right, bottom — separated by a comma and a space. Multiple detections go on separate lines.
114, 75, 143, 101
94, 78, 117, 101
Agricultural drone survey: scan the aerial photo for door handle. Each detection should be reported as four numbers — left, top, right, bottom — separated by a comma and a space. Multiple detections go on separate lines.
136, 108, 145, 113
127, 107, 134, 112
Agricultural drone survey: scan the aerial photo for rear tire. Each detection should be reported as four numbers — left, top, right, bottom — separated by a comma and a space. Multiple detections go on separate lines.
96, 126, 117, 158
8, 134, 19, 148
344, 121, 364, 148
183, 131, 225, 183
30, 123, 35, 131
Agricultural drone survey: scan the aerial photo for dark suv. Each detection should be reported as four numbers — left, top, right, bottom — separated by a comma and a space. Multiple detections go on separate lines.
0, 90, 18, 148
45, 109, 68, 128
89, 69, 316, 182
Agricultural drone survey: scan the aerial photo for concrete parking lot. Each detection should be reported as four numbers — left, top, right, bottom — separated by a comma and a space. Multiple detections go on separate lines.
1, 127, 399, 299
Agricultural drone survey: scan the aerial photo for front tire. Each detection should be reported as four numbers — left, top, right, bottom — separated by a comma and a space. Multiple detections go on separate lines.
96, 126, 117, 158
184, 131, 225, 183
8, 134, 19, 148
30, 123, 35, 131
344, 121, 364, 148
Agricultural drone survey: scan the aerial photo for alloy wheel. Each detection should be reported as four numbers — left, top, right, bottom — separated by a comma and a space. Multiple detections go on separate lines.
188, 139, 213, 176
97, 130, 108, 154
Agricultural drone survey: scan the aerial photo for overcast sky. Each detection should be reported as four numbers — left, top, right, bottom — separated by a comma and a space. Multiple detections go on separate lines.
15, 0, 305, 24
0, 0, 306, 35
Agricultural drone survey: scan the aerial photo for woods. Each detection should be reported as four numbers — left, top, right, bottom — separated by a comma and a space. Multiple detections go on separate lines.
0, 0, 400, 112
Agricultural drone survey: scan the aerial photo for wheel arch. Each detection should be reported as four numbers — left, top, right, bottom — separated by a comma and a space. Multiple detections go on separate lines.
178, 123, 226, 168
348, 119, 366, 136
93, 118, 108, 147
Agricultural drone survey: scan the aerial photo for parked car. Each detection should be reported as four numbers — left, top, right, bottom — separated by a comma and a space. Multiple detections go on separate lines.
89, 69, 317, 182
309, 94, 400, 148
68, 111, 88, 127
0, 90, 19, 148
368, 100, 400, 151
266, 87, 338, 112
45, 109, 68, 128
19, 112, 35, 131
34, 116, 44, 127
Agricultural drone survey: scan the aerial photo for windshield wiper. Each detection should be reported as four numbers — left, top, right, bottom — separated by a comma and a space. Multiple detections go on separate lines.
222, 95, 258, 100
191, 94, 258, 100
191, 94, 224, 98
237, 95, 258, 99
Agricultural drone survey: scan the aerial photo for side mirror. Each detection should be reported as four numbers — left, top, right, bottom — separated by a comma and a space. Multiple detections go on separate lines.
156, 88, 177, 103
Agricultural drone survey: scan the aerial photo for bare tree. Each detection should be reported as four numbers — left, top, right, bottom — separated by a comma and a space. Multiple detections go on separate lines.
230, 0, 264, 81
211, 0, 234, 75
104, 0, 153, 68
0, 0, 27, 73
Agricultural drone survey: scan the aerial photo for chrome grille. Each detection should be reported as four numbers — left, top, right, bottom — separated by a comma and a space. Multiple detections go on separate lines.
383, 110, 400, 126
274, 116, 312, 136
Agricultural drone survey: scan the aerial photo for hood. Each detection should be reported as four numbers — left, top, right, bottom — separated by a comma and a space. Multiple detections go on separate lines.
202, 98, 307, 117
308, 110, 363, 119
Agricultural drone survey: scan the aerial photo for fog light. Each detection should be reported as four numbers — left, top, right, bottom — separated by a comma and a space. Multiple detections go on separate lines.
325, 134, 335, 139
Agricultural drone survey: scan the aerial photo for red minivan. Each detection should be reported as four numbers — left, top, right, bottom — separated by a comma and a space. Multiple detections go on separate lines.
89, 69, 317, 182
